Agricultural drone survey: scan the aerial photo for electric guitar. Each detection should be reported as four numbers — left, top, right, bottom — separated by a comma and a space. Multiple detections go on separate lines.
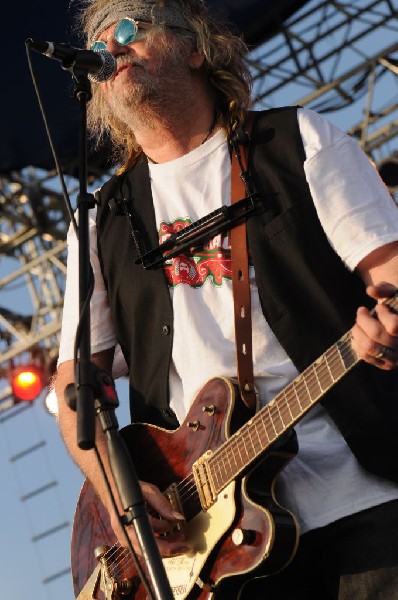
71, 293, 398, 600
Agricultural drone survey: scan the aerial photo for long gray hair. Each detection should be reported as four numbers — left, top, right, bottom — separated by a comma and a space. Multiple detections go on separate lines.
74, 0, 252, 171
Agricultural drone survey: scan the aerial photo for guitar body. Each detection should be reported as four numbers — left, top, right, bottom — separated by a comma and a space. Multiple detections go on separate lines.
71, 377, 299, 599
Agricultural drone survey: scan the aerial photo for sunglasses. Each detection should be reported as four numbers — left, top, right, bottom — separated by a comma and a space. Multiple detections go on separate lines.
90, 17, 152, 52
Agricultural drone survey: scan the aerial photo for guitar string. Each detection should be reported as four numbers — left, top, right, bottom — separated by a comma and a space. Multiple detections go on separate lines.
153, 336, 356, 514
205, 335, 356, 490
206, 293, 397, 488
100, 300, 398, 581
211, 340, 354, 463
103, 333, 351, 578
109, 297, 396, 549
128, 332, 357, 513
102, 341, 356, 580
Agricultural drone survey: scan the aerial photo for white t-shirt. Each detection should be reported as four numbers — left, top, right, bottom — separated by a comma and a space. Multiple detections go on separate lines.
58, 107, 398, 533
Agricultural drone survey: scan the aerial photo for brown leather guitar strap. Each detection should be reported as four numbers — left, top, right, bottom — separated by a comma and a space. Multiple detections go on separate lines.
230, 114, 257, 410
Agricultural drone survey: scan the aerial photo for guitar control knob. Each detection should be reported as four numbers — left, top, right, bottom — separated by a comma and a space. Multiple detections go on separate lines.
202, 404, 216, 415
187, 420, 201, 431
232, 528, 256, 546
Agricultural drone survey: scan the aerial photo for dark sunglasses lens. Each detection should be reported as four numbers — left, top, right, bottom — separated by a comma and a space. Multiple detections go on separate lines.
114, 18, 138, 45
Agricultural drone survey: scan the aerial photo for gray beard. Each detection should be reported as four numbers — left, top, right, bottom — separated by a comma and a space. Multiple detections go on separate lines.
108, 51, 193, 130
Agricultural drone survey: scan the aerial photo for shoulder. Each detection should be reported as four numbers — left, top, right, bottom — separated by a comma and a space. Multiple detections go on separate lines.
296, 107, 354, 161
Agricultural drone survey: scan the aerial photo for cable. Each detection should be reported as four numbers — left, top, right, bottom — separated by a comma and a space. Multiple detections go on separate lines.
25, 42, 78, 237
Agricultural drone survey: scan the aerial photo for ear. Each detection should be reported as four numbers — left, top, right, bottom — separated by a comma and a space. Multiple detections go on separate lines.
189, 49, 205, 70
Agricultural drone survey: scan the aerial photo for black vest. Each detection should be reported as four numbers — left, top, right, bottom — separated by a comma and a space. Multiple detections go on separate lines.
96, 107, 398, 482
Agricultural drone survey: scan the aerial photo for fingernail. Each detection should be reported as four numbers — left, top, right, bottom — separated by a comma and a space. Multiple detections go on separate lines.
172, 510, 185, 520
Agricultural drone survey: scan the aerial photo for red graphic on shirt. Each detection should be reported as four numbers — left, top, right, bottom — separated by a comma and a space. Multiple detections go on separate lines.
159, 219, 232, 288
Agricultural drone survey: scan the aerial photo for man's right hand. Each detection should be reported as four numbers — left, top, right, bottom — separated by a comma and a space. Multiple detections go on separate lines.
109, 480, 191, 558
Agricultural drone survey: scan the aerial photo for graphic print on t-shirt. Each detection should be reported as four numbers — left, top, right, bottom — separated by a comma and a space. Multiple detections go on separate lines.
159, 218, 232, 287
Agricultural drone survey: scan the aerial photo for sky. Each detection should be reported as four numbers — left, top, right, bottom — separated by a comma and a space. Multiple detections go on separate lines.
0, 377, 131, 600
0, 2, 397, 599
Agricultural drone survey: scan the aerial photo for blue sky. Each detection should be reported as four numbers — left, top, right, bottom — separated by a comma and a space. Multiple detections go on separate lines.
0, 378, 130, 599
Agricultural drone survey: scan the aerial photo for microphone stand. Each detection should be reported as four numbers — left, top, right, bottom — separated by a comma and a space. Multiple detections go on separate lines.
70, 66, 174, 600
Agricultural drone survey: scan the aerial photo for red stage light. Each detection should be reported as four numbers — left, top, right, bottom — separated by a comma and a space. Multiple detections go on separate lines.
11, 366, 44, 402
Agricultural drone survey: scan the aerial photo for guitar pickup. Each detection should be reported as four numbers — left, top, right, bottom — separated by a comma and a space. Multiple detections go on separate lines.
192, 450, 217, 511
164, 483, 186, 531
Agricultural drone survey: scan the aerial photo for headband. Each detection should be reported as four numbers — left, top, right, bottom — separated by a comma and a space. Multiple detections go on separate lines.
87, 0, 193, 44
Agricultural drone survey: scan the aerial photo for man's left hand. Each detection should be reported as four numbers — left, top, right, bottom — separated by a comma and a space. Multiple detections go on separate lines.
351, 283, 398, 370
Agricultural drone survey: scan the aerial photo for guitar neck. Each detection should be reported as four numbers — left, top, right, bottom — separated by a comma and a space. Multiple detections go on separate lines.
207, 294, 398, 495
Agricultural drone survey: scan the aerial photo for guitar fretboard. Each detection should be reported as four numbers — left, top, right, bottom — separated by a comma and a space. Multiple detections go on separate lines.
207, 294, 398, 495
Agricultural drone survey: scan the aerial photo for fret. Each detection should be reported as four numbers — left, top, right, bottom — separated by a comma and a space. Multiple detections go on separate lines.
225, 445, 233, 477
253, 419, 263, 451
291, 380, 304, 411
319, 354, 335, 390
310, 363, 323, 397
286, 386, 302, 420
246, 432, 256, 460
216, 443, 235, 488
301, 373, 313, 404
211, 456, 223, 490
269, 402, 284, 436
267, 404, 280, 438
258, 411, 272, 447
248, 421, 262, 457
248, 418, 266, 453
337, 336, 356, 370
206, 295, 398, 494
233, 434, 246, 473
275, 399, 287, 429
334, 342, 347, 374
241, 429, 254, 464
295, 377, 313, 410
312, 357, 327, 392
327, 346, 345, 380
283, 388, 295, 422
211, 466, 221, 490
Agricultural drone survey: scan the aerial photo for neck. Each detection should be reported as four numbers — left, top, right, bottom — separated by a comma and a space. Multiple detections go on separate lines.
144, 110, 219, 164
131, 91, 219, 164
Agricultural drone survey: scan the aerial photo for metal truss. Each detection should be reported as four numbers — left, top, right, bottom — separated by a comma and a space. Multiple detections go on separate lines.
0, 168, 72, 407
0, 2, 397, 594
249, 0, 398, 175
1, 0, 398, 400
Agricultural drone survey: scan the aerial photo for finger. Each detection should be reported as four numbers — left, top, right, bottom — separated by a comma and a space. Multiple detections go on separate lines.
149, 515, 182, 534
355, 306, 385, 345
366, 283, 397, 302
374, 345, 398, 362
351, 317, 398, 370
141, 481, 184, 522
374, 303, 398, 339
351, 311, 388, 361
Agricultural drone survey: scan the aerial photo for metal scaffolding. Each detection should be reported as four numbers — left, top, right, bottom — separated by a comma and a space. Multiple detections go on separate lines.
249, 0, 398, 170
1, 0, 397, 392
0, 169, 72, 408
0, 0, 397, 594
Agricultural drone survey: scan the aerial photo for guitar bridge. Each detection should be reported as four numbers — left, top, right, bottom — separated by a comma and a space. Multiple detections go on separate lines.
94, 545, 133, 598
192, 450, 216, 510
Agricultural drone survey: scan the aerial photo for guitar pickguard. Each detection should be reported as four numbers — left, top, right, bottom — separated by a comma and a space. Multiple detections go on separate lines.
164, 482, 236, 598
71, 377, 298, 600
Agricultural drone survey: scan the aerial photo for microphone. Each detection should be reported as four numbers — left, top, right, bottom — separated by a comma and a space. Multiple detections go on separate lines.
26, 38, 116, 83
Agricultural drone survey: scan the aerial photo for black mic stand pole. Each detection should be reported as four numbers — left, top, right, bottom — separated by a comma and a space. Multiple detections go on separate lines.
70, 66, 174, 600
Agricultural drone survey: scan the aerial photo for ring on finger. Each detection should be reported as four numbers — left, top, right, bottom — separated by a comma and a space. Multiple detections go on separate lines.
375, 346, 389, 360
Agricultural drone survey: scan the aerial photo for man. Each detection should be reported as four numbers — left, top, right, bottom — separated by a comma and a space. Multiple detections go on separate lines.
55, 0, 398, 598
